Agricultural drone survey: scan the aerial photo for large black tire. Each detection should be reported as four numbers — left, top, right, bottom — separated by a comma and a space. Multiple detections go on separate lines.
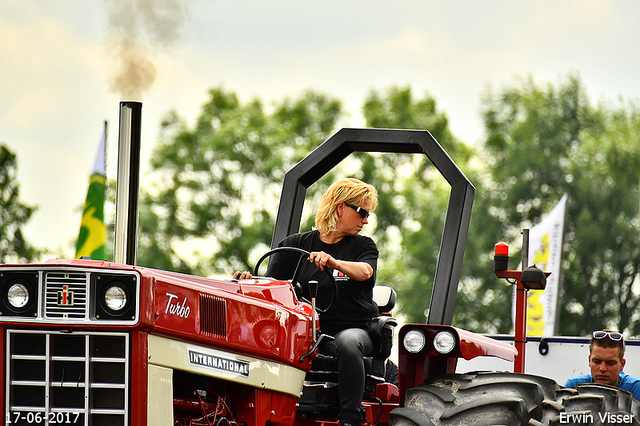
385, 359, 399, 387
389, 371, 640, 426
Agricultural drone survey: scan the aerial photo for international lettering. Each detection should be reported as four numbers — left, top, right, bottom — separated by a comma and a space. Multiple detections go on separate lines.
188, 350, 250, 377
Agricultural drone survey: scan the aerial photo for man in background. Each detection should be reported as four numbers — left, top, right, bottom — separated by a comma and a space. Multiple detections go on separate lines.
565, 330, 640, 400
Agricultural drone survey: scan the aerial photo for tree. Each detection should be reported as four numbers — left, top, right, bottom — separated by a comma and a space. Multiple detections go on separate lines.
138, 85, 472, 326
360, 86, 520, 330
0, 144, 39, 262
361, 86, 478, 323
477, 74, 640, 336
137, 87, 343, 275
136, 78, 640, 336
562, 102, 640, 336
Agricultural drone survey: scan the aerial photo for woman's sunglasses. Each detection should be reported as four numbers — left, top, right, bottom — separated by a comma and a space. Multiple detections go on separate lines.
345, 203, 370, 219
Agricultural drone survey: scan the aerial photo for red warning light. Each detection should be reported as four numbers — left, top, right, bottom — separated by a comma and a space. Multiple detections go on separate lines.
494, 242, 509, 256
494, 242, 509, 271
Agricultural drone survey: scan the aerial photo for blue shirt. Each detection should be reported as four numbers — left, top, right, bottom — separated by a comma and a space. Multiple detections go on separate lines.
565, 372, 640, 401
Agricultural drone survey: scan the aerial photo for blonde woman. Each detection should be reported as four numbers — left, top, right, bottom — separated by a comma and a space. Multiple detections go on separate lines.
235, 178, 379, 426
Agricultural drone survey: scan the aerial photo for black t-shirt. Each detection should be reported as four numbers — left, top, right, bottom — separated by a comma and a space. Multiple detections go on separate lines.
265, 230, 379, 336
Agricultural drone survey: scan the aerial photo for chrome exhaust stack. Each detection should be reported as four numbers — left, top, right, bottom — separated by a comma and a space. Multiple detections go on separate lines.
114, 101, 142, 265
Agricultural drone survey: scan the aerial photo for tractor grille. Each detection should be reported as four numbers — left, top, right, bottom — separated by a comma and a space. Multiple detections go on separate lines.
44, 271, 89, 320
199, 294, 227, 337
6, 330, 129, 426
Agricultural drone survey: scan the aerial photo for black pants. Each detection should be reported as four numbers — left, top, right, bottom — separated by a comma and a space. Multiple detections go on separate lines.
322, 328, 375, 425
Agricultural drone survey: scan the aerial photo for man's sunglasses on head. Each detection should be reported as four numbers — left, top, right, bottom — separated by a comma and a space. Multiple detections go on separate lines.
345, 203, 370, 219
593, 330, 623, 341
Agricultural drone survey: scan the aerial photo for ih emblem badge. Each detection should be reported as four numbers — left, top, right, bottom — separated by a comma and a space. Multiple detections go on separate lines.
57, 285, 74, 306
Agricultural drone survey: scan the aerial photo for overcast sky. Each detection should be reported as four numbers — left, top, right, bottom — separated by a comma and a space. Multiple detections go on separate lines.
2, 0, 640, 259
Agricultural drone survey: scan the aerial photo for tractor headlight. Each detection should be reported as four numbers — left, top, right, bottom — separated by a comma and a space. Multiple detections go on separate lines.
94, 273, 138, 321
433, 330, 457, 354
104, 285, 127, 312
7, 282, 30, 309
1, 273, 38, 317
403, 329, 427, 353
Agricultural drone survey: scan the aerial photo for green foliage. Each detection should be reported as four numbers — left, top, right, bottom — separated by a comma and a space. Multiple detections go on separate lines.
134, 77, 640, 337
453, 185, 513, 333
361, 86, 478, 323
137, 87, 343, 274
362, 86, 511, 328
562, 103, 640, 336
0, 144, 39, 262
3, 74, 638, 337
478, 74, 640, 336
137, 84, 475, 326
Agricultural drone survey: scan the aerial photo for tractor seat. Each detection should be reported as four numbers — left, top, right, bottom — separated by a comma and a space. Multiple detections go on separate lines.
372, 285, 396, 314
303, 285, 398, 390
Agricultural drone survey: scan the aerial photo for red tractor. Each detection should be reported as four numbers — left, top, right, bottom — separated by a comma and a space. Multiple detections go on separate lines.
1, 127, 637, 426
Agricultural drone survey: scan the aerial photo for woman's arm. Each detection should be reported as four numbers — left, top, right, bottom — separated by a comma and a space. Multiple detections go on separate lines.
308, 251, 374, 282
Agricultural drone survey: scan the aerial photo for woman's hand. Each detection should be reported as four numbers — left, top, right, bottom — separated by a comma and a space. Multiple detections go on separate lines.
233, 271, 253, 280
308, 251, 335, 271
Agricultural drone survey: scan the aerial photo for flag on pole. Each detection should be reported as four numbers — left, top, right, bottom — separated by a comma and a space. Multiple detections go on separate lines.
75, 122, 107, 260
525, 193, 568, 336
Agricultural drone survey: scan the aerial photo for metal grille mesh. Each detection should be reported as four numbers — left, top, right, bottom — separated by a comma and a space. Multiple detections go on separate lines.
6, 330, 129, 426
44, 271, 88, 320
199, 293, 227, 337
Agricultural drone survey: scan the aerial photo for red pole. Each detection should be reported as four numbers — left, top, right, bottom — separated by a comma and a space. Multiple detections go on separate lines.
516, 229, 530, 374
514, 280, 527, 373
493, 233, 529, 374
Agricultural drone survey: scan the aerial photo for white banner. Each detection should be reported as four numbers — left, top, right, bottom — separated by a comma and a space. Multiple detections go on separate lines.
525, 193, 568, 336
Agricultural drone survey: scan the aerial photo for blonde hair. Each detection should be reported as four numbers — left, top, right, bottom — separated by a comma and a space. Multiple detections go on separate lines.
314, 178, 378, 236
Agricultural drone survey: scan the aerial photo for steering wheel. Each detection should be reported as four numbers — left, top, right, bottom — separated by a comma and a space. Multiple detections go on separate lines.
254, 247, 337, 313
